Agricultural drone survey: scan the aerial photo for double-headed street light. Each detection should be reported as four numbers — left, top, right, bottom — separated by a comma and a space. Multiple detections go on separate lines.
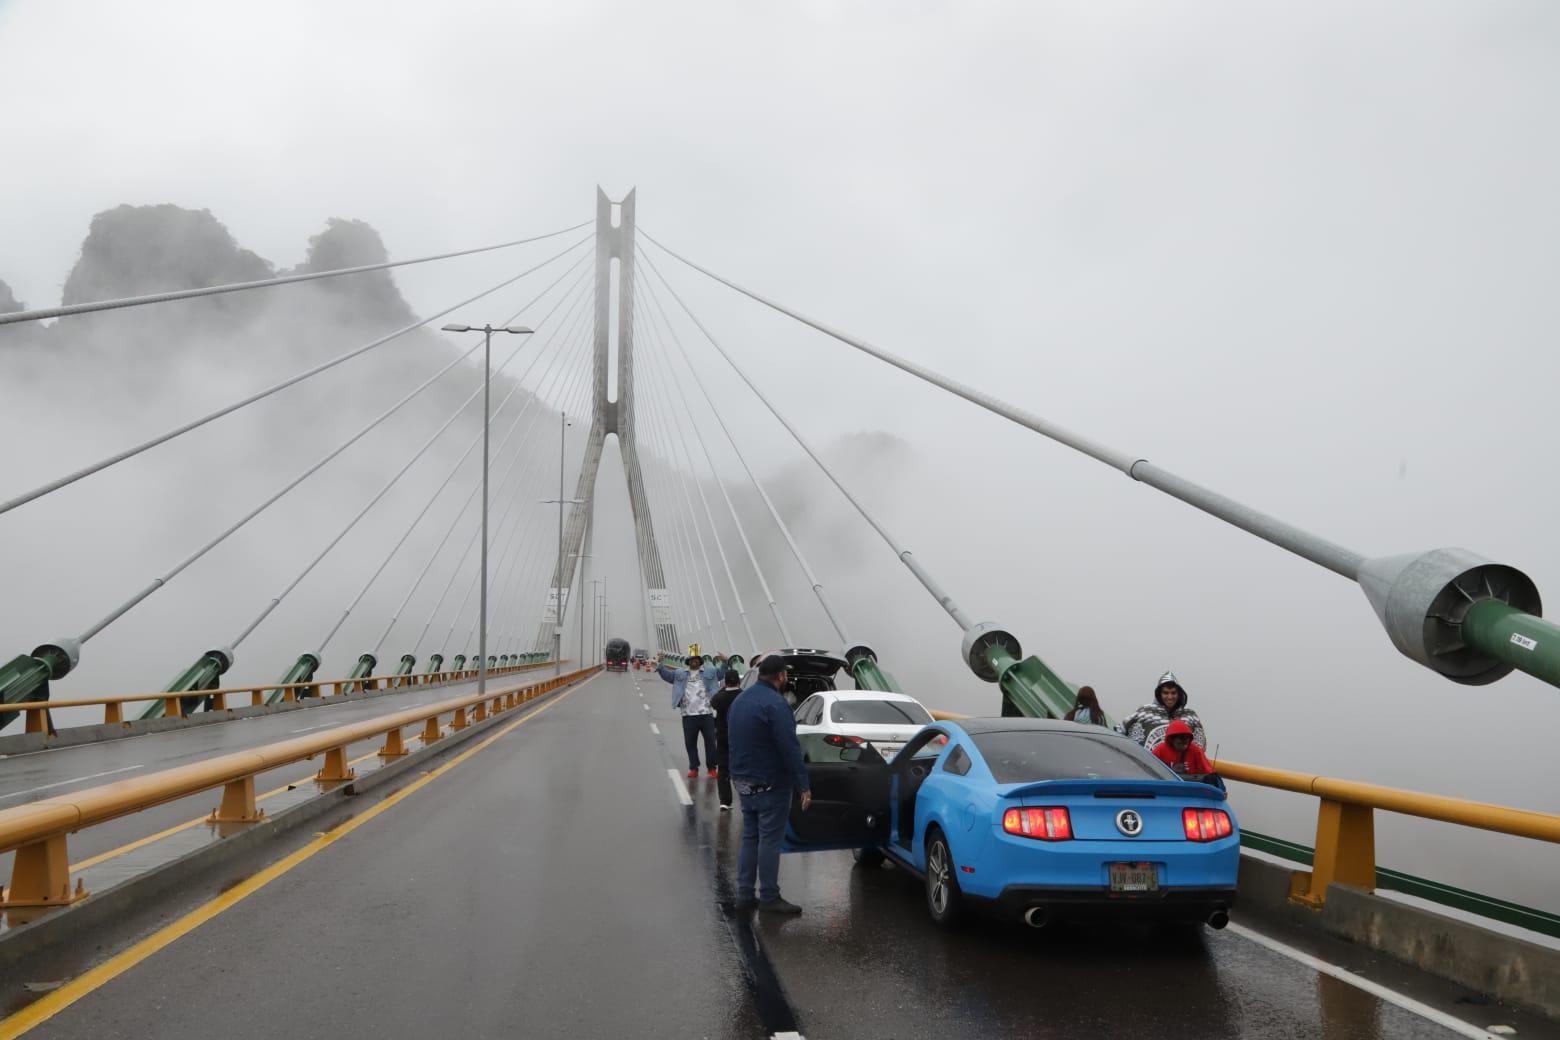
441, 323, 531, 698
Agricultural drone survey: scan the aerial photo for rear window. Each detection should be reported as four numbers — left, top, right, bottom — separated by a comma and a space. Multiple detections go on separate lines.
971, 731, 1176, 784
830, 699, 933, 725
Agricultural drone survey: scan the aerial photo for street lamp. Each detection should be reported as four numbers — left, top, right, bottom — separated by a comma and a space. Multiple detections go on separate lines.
440, 323, 532, 700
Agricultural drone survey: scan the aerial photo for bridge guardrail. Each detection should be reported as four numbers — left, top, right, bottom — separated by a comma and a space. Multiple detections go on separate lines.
0, 665, 600, 910
1212, 758, 1560, 910
1, 660, 558, 734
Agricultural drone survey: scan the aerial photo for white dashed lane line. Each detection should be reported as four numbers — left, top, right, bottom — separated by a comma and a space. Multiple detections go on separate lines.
667, 768, 693, 806
649, 723, 660, 735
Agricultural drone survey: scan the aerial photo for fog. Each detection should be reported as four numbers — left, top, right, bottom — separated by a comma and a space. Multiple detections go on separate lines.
1, 0, 1557, 916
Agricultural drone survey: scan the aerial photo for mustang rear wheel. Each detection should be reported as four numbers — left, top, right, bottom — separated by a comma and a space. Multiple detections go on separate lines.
923, 828, 964, 927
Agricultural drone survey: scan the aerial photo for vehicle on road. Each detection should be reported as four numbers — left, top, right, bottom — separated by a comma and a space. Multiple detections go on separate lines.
631, 648, 650, 670
793, 690, 934, 762
781, 718, 1239, 930
604, 638, 630, 671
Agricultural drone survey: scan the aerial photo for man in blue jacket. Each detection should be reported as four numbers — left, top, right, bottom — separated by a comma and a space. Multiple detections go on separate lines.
656, 654, 725, 779
727, 655, 811, 914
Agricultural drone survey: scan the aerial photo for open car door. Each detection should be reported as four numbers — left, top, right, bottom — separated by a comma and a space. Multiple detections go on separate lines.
782, 733, 891, 853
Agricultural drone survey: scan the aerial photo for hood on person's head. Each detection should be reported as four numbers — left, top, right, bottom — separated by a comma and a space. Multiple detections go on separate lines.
1165, 719, 1194, 741
1154, 670, 1187, 712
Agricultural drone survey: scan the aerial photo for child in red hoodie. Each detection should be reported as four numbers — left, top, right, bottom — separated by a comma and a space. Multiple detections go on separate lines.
1153, 719, 1214, 775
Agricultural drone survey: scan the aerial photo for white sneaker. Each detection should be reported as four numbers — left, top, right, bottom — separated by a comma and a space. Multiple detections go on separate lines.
719, 803, 732, 811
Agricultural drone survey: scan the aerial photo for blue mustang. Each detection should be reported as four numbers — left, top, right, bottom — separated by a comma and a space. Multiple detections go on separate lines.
782, 718, 1239, 929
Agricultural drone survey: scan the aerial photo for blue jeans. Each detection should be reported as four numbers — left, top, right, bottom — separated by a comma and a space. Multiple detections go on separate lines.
736, 785, 791, 903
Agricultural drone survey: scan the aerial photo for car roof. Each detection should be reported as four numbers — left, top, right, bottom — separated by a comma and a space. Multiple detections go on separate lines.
824, 690, 924, 704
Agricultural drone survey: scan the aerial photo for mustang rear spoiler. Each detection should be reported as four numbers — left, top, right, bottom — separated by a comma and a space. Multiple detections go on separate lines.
997, 778, 1227, 802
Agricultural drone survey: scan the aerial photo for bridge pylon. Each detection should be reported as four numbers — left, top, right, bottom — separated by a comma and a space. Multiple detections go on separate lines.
533, 189, 679, 656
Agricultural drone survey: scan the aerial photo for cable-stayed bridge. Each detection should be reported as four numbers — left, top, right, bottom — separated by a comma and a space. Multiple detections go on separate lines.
0, 188, 1555, 1040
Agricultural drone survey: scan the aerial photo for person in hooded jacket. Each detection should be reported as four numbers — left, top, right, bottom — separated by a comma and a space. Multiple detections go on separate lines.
1123, 671, 1207, 751
1153, 719, 1215, 775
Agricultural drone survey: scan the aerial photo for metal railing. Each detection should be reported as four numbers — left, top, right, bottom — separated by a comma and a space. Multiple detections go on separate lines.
2, 660, 557, 734
1213, 758, 1560, 910
0, 665, 599, 909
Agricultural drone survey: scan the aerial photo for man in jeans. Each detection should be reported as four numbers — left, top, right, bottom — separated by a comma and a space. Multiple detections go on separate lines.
727, 656, 811, 914
656, 653, 723, 778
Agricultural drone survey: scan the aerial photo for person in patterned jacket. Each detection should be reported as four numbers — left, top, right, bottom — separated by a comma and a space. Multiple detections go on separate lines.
1123, 671, 1207, 753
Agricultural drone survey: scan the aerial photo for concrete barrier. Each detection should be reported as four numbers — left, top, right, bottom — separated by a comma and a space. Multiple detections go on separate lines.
1237, 855, 1560, 1020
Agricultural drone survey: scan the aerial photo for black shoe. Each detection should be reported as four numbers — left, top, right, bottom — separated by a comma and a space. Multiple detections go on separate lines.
758, 897, 803, 915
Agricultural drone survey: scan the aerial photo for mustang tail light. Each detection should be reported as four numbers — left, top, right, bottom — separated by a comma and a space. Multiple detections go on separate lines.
1003, 807, 1073, 841
1182, 808, 1233, 842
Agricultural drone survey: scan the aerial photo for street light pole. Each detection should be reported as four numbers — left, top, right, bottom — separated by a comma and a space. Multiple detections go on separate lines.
556, 410, 566, 675
441, 322, 532, 698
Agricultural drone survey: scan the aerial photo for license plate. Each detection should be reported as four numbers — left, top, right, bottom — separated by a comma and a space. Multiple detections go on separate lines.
1109, 862, 1158, 893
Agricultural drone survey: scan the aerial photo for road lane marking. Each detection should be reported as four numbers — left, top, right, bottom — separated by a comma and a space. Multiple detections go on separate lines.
0, 765, 144, 802
667, 768, 693, 806
643, 703, 650, 711
0, 674, 599, 1039
1227, 923, 1504, 1040
288, 722, 335, 733
649, 723, 660, 735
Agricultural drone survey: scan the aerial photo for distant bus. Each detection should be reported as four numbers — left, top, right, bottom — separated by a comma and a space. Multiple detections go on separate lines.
604, 638, 630, 671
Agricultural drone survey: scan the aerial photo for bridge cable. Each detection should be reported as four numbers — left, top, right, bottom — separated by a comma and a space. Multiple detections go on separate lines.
231, 259, 597, 652
396, 299, 597, 659
364, 291, 592, 662
71, 256, 589, 647
634, 286, 790, 651
317, 261, 595, 657
639, 246, 976, 635
635, 368, 717, 647
438, 315, 599, 660
465, 313, 601, 656
635, 253, 853, 642
0, 221, 591, 327
641, 230, 1365, 581
636, 294, 751, 651
0, 234, 592, 524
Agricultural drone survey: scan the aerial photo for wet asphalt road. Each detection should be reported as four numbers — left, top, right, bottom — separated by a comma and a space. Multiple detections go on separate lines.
6, 670, 1554, 1039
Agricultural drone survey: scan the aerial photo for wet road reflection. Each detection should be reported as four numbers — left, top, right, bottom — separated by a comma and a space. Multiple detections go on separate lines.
684, 775, 1485, 1039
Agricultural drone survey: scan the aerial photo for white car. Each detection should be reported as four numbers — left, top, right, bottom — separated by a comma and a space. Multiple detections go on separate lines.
792, 690, 934, 761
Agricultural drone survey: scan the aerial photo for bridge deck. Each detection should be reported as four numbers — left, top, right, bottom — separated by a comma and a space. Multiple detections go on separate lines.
2, 671, 1551, 1039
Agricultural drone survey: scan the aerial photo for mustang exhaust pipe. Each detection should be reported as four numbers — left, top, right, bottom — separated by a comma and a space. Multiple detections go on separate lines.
1022, 907, 1049, 929
1206, 910, 1230, 930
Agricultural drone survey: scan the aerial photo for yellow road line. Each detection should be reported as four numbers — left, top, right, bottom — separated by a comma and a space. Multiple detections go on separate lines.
0, 675, 596, 1039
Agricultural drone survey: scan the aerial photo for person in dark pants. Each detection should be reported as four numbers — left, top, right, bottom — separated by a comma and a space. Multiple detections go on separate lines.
711, 669, 745, 810
656, 653, 723, 779
727, 656, 811, 914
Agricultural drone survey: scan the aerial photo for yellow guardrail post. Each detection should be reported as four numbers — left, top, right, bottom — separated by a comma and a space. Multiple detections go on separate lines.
1295, 799, 1376, 906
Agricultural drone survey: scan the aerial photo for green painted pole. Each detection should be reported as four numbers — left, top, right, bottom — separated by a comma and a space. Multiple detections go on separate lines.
1461, 600, 1560, 689
844, 646, 903, 693
141, 648, 233, 720
451, 654, 468, 671
0, 642, 75, 731
265, 652, 320, 706
424, 653, 445, 675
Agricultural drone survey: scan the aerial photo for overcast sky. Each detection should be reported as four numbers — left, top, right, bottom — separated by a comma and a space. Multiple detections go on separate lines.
2, 1, 1557, 910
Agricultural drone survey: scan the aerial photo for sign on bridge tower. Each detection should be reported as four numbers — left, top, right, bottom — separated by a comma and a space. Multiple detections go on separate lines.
534, 188, 679, 654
